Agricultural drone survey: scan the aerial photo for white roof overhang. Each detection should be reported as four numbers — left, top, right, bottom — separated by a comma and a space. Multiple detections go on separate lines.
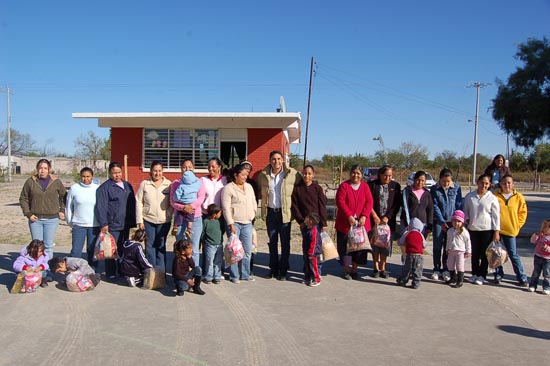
72, 112, 302, 144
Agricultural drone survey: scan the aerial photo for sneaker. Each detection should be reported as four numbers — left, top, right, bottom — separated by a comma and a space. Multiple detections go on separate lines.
212, 278, 221, 284
527, 287, 536, 292
343, 273, 352, 280
304, 280, 312, 286
543, 289, 550, 295
126, 277, 136, 287
372, 269, 380, 278
469, 275, 478, 284
379, 271, 388, 279
442, 271, 451, 282
475, 277, 484, 286
230, 278, 240, 284
243, 277, 255, 282
203, 279, 212, 284
431, 271, 441, 280
310, 281, 320, 287
518, 280, 529, 288
494, 275, 502, 285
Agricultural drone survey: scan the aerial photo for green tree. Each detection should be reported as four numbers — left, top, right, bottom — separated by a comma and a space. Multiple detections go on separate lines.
492, 37, 550, 147
397, 141, 429, 170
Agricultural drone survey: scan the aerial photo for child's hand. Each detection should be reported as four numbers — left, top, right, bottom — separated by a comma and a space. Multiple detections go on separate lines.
187, 278, 194, 287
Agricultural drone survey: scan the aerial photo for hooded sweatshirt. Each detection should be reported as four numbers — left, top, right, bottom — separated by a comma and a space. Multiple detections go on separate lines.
398, 217, 426, 254
495, 189, 527, 237
13, 247, 50, 273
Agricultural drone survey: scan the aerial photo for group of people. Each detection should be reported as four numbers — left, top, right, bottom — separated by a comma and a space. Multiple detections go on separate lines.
13, 153, 550, 296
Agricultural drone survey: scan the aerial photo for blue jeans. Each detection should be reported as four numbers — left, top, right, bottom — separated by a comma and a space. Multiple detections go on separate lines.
29, 218, 59, 261
143, 221, 171, 271
174, 267, 202, 292
432, 223, 449, 272
266, 209, 291, 275
495, 235, 527, 283
228, 222, 253, 280
529, 255, 550, 291
203, 243, 223, 281
71, 225, 100, 268
176, 215, 203, 266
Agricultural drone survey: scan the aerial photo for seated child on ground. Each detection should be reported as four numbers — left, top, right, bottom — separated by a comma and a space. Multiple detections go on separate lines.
119, 229, 153, 287
397, 218, 427, 289
13, 239, 49, 288
172, 239, 205, 296
302, 212, 322, 287
173, 170, 201, 238
49, 256, 101, 287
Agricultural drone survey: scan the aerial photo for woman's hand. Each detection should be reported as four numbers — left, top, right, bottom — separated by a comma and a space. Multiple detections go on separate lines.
348, 216, 357, 226
101, 225, 109, 234
58, 212, 65, 221
380, 216, 389, 225
230, 224, 236, 235
358, 216, 367, 226
442, 222, 449, 232
493, 231, 500, 242
182, 204, 194, 215
465, 253, 472, 258
29, 215, 38, 223
139, 223, 145, 230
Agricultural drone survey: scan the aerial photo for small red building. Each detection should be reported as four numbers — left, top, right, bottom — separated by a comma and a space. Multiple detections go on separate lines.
72, 112, 301, 188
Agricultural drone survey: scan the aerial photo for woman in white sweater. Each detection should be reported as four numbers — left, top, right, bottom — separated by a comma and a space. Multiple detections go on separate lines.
65, 167, 100, 267
136, 161, 173, 271
463, 174, 500, 285
222, 163, 257, 283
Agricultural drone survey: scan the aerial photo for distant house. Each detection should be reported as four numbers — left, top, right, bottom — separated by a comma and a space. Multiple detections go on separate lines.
72, 112, 302, 188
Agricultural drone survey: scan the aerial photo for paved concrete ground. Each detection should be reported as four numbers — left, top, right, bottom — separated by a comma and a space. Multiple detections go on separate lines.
1, 193, 549, 366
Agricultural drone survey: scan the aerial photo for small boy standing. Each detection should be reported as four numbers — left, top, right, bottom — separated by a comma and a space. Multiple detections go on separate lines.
397, 218, 427, 289
49, 256, 101, 286
303, 213, 322, 287
201, 204, 224, 284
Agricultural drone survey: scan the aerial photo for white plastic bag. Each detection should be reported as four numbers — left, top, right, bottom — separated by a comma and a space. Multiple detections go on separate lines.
224, 234, 245, 265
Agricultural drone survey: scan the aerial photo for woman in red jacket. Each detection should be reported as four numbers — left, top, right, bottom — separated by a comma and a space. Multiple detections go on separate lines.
335, 165, 374, 280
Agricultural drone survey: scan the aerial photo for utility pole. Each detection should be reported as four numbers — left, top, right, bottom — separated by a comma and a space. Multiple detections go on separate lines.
1, 85, 14, 182
303, 57, 315, 168
467, 82, 489, 186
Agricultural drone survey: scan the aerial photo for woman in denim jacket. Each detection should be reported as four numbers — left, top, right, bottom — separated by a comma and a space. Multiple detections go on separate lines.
430, 168, 463, 281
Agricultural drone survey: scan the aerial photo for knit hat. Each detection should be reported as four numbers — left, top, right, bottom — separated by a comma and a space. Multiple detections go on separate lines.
451, 210, 465, 223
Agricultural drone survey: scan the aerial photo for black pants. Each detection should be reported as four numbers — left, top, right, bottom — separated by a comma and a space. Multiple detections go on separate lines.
469, 230, 493, 278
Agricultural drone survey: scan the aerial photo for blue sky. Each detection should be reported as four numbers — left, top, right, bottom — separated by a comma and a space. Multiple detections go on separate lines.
1, 0, 549, 160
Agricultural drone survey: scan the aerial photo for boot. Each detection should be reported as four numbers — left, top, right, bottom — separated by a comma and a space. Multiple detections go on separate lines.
454, 272, 464, 288
445, 271, 456, 285
193, 276, 205, 295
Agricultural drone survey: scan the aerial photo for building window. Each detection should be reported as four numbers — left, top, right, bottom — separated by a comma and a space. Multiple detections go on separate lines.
143, 129, 218, 170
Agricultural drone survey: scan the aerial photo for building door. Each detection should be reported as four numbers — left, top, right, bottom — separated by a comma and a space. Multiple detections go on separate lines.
220, 141, 246, 168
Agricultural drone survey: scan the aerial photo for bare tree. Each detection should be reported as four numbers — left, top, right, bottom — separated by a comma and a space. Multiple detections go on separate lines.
398, 141, 429, 170
74, 131, 108, 167
0, 128, 36, 155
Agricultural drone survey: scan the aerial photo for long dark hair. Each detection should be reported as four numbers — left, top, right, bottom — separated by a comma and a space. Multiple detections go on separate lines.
228, 163, 248, 183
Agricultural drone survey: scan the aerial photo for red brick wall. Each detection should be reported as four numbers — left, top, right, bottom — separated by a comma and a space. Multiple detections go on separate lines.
111, 128, 146, 190
247, 128, 287, 180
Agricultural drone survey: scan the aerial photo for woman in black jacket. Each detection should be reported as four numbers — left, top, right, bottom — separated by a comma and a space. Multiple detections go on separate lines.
368, 165, 401, 278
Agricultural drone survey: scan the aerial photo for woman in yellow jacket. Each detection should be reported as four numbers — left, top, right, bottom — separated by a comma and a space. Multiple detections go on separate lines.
494, 174, 529, 286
